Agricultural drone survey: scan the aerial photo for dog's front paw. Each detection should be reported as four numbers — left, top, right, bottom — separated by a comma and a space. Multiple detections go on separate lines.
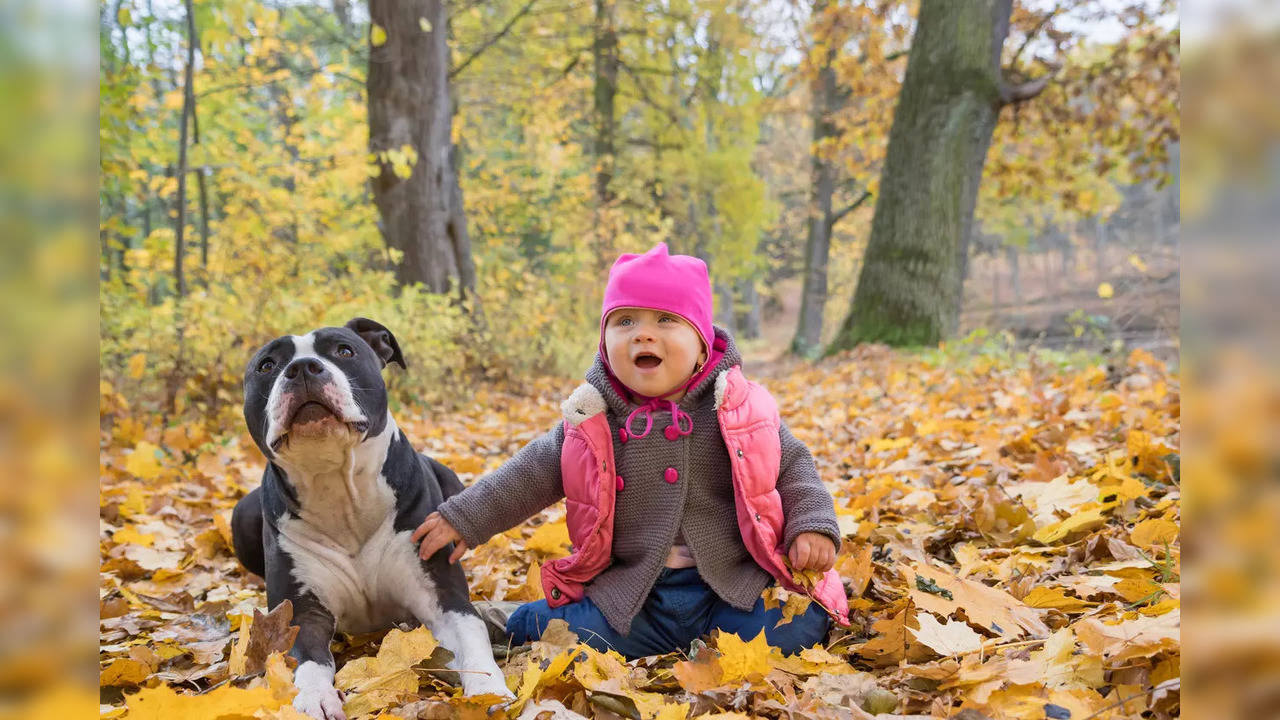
293, 684, 346, 720
293, 663, 347, 720
464, 671, 515, 702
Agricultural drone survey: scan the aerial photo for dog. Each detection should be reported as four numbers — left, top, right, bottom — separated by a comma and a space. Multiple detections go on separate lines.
231, 318, 511, 720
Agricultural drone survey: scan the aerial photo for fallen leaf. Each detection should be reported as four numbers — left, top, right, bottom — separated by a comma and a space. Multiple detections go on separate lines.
909, 612, 985, 656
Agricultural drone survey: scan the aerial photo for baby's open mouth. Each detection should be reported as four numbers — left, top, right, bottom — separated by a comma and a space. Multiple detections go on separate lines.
634, 352, 662, 369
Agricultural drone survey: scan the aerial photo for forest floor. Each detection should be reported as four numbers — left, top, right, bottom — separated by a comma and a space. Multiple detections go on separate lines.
99, 340, 1180, 719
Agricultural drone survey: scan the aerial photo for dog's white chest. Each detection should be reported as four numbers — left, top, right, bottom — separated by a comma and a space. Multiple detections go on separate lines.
278, 505, 433, 633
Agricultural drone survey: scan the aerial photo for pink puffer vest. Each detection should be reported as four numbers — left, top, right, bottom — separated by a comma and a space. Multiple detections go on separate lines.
541, 366, 850, 627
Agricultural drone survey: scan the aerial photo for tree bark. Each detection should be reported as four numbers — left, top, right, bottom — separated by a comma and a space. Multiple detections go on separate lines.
173, 0, 197, 299
829, 0, 1020, 351
368, 0, 476, 296
740, 278, 762, 340
1007, 244, 1021, 303
593, 1, 618, 204
791, 0, 843, 357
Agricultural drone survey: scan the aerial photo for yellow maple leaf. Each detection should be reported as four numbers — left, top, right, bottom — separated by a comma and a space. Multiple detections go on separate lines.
1032, 508, 1108, 545
100, 658, 152, 687
112, 525, 155, 547
715, 630, 772, 684
371, 24, 387, 47
1129, 516, 1178, 548
1097, 282, 1114, 299
335, 627, 441, 716
123, 683, 285, 719
525, 520, 571, 555
125, 441, 164, 481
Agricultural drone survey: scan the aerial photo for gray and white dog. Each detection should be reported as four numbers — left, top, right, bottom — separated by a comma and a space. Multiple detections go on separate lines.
231, 318, 511, 719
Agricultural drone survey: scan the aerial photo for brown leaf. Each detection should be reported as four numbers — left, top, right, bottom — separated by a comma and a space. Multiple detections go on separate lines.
230, 601, 299, 677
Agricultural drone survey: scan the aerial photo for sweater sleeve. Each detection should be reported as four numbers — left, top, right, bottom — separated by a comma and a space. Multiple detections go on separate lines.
437, 421, 566, 548
775, 419, 841, 553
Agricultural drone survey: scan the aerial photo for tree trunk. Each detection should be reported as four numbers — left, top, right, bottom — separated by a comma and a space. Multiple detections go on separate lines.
592, 0, 618, 257
740, 278, 762, 340
828, 0, 1017, 351
716, 282, 736, 336
1007, 244, 1021, 303
173, 0, 197, 299
791, 0, 841, 357
368, 0, 476, 296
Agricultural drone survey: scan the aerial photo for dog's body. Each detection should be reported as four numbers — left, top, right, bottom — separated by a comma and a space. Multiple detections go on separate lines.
231, 319, 510, 720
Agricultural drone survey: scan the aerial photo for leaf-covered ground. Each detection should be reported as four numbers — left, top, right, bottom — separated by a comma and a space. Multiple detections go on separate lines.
99, 346, 1180, 719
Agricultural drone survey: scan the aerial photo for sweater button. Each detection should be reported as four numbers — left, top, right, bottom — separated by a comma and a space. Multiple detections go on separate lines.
550, 587, 561, 600
616, 475, 624, 491
664, 425, 679, 441
664, 467, 678, 484
618, 428, 628, 443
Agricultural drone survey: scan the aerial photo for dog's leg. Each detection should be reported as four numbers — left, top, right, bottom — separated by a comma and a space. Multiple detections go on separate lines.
231, 486, 266, 578
265, 529, 346, 720
399, 565, 512, 699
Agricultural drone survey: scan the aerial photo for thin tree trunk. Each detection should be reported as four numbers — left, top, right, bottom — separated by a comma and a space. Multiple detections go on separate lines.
368, 0, 476, 296
173, 0, 197, 298
740, 278, 762, 339
1007, 244, 1021, 303
187, 33, 210, 278
829, 0, 1025, 351
592, 0, 618, 258
716, 282, 736, 336
792, 0, 846, 357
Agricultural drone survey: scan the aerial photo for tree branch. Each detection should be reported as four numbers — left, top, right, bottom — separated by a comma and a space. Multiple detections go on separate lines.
1007, 4, 1061, 72
827, 190, 872, 231
450, 0, 539, 80
998, 73, 1054, 105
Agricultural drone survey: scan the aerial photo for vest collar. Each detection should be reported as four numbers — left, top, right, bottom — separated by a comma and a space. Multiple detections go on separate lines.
561, 383, 606, 426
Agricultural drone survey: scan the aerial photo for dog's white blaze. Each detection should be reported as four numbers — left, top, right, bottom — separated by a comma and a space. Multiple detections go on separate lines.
264, 332, 369, 451
293, 660, 343, 719
290, 332, 367, 421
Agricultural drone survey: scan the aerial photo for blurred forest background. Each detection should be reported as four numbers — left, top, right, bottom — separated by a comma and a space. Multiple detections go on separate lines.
98, 0, 1179, 427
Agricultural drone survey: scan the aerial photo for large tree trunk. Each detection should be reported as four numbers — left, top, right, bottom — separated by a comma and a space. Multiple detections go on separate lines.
368, 0, 476, 296
828, 0, 1021, 351
791, 0, 842, 357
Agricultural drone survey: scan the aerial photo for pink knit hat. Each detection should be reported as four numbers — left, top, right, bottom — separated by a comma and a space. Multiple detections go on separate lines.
600, 242, 714, 347
599, 243, 719, 398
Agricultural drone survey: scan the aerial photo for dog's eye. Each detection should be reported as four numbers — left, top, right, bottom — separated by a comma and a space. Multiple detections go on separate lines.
256, 358, 276, 373
336, 344, 355, 358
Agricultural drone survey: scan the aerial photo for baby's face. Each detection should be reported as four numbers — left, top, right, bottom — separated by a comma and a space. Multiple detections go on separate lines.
604, 308, 707, 400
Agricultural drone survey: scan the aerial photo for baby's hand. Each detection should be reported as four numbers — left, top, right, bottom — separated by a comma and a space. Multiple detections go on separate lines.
787, 532, 836, 572
411, 512, 468, 564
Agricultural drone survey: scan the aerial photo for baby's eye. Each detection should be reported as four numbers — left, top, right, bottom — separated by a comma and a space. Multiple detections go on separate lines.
617, 317, 633, 326
659, 315, 675, 323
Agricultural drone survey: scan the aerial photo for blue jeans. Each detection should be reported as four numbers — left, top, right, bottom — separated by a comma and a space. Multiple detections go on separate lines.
505, 567, 831, 659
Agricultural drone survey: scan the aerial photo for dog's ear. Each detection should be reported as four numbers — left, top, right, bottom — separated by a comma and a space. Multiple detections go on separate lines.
345, 317, 407, 369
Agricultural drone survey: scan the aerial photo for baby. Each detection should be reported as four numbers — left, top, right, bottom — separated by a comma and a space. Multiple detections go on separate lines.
414, 243, 848, 658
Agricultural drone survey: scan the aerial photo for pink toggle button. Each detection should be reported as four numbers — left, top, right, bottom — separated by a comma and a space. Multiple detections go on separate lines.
618, 428, 629, 443
616, 475, 625, 491
664, 467, 678, 484
664, 425, 680, 441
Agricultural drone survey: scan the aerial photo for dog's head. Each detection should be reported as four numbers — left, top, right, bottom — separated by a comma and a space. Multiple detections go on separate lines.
243, 317, 406, 463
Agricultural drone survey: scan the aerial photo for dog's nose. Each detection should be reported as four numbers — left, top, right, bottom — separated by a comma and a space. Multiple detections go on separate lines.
283, 358, 325, 379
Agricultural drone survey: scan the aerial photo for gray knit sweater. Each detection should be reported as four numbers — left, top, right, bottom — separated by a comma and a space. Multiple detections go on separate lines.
438, 327, 840, 635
